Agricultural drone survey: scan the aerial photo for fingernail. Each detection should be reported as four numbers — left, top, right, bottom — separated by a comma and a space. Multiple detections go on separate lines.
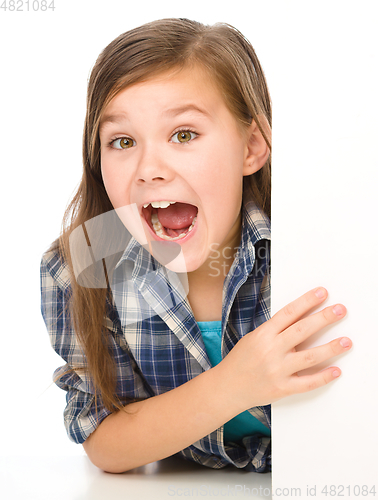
333, 304, 345, 316
332, 369, 341, 378
315, 287, 326, 299
340, 338, 350, 348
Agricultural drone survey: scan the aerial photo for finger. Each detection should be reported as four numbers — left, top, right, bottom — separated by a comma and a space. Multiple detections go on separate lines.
282, 303, 347, 349
290, 366, 342, 394
288, 336, 352, 373
270, 287, 329, 333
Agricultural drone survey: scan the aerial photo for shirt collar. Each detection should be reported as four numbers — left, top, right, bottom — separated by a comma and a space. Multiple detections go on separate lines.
241, 184, 271, 247
236, 185, 271, 274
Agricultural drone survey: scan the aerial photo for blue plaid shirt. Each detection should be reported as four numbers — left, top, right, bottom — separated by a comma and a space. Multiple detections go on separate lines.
40, 191, 271, 472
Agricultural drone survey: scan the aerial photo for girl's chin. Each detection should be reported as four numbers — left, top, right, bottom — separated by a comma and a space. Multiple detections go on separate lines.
147, 241, 204, 274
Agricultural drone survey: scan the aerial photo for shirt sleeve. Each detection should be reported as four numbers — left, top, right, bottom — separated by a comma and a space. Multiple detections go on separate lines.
40, 249, 151, 444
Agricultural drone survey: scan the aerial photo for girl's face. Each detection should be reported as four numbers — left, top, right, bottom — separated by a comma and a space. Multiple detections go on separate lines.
99, 65, 255, 274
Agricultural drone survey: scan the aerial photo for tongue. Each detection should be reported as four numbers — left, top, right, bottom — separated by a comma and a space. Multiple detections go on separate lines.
157, 202, 197, 229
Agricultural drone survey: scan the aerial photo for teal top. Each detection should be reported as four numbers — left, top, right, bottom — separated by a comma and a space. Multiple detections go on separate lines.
197, 320, 271, 445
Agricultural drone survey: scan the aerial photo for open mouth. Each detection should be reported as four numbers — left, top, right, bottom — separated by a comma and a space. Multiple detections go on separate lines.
142, 201, 198, 241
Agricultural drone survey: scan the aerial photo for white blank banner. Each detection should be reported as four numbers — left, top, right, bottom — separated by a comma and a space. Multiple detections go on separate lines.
271, 1, 378, 495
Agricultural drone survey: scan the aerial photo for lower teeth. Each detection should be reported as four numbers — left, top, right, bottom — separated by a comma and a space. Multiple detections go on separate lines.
151, 214, 197, 240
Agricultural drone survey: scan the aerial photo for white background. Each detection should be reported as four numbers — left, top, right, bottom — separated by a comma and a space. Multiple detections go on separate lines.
0, 0, 376, 493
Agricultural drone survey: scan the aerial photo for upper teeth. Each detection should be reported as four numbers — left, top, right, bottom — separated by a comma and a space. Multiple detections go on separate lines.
143, 201, 176, 209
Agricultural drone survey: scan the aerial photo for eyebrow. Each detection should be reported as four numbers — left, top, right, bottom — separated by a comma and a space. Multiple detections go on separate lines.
100, 104, 211, 131
162, 104, 211, 119
100, 112, 128, 131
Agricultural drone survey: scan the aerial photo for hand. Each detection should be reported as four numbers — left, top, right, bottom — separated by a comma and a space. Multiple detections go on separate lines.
217, 287, 351, 411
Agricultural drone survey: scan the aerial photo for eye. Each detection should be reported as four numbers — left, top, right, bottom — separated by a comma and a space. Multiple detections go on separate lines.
111, 137, 136, 149
171, 130, 198, 144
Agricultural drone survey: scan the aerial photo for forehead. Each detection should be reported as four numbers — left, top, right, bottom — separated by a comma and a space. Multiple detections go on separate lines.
100, 65, 233, 127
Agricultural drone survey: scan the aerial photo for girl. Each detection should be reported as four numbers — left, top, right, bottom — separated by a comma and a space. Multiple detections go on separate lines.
40, 18, 351, 474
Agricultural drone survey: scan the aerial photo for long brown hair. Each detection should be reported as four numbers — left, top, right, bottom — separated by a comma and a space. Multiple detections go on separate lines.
52, 18, 272, 412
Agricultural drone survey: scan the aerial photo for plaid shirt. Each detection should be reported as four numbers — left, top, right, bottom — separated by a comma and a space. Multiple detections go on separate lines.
40, 191, 271, 472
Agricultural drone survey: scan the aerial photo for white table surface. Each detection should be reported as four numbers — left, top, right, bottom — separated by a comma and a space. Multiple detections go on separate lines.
0, 455, 272, 500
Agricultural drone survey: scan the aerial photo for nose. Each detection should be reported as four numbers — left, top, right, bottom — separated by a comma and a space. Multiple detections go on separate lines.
135, 145, 174, 184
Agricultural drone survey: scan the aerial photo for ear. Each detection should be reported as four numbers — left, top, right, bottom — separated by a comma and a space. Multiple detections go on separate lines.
243, 115, 271, 176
